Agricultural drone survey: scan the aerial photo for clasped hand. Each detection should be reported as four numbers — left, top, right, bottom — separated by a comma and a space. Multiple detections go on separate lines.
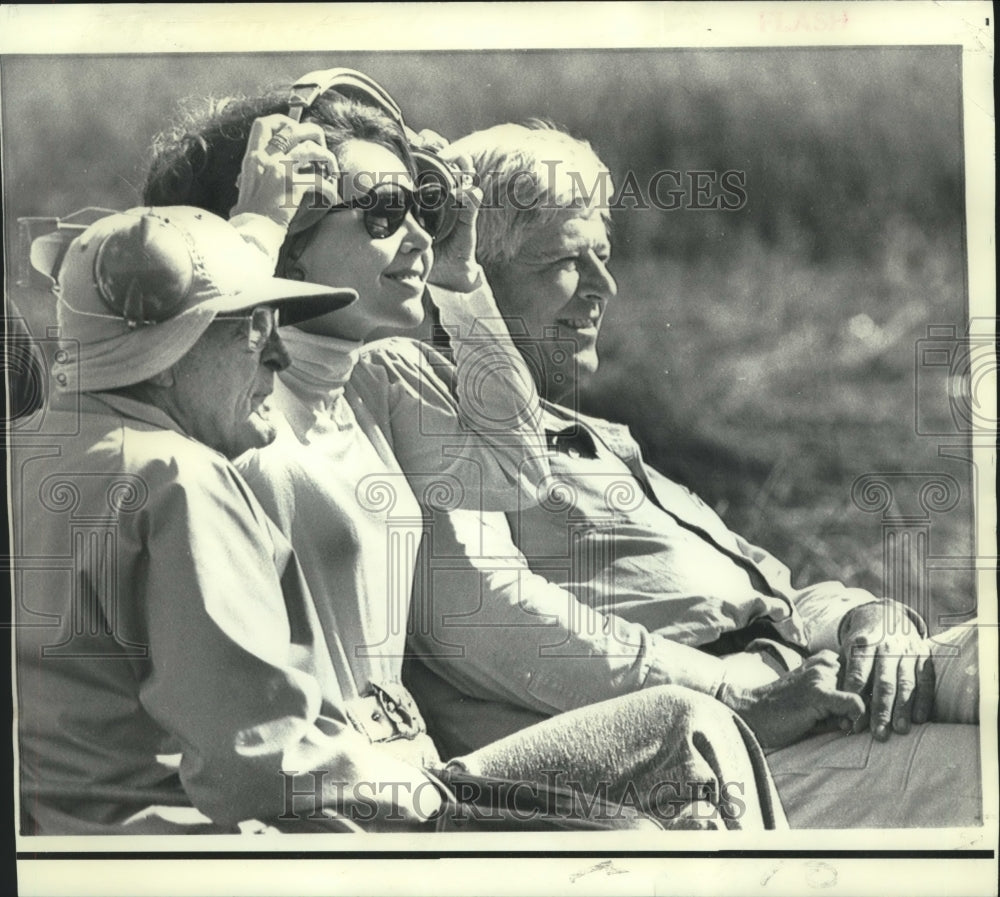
719, 602, 933, 750
717, 651, 864, 750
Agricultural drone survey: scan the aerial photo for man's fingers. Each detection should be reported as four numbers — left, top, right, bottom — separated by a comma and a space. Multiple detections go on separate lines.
837, 640, 873, 734
821, 689, 866, 730
804, 653, 867, 735
892, 656, 917, 734
869, 643, 897, 740
912, 653, 936, 724
840, 638, 875, 695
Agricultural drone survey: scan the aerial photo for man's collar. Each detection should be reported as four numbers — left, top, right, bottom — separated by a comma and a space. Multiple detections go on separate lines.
540, 398, 642, 463
72, 390, 189, 437
540, 400, 599, 459
545, 424, 598, 459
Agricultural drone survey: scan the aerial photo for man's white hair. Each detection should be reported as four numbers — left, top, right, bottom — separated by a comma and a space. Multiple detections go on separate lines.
447, 120, 614, 269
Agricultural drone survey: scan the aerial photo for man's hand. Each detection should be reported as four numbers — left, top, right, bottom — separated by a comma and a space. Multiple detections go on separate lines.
717, 651, 865, 750
230, 114, 341, 230
838, 601, 935, 741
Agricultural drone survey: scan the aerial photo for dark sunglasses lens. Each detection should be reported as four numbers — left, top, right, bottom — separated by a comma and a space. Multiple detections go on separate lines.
414, 184, 447, 238
363, 186, 410, 239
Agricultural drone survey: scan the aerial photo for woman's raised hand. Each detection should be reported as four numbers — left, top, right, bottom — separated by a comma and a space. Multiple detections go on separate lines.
230, 114, 341, 230
426, 143, 483, 294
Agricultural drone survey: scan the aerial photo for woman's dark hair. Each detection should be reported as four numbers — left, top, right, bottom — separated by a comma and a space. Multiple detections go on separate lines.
143, 87, 414, 217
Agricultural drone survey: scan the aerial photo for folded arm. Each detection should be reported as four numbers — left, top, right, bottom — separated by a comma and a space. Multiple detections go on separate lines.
409, 507, 730, 715
733, 534, 932, 740
134, 460, 440, 828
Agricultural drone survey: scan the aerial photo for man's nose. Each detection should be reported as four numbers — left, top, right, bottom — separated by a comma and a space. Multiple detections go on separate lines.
261, 330, 291, 373
580, 251, 618, 303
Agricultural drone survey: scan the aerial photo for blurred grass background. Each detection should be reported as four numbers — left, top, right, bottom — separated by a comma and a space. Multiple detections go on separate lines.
2, 48, 975, 627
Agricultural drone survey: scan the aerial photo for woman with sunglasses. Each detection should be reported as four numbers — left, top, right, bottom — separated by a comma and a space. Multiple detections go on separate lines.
142, 76, 785, 832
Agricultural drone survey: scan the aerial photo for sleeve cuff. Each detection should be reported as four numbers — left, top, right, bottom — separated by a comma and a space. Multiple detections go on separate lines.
834, 597, 929, 647
641, 634, 728, 697
789, 583, 884, 652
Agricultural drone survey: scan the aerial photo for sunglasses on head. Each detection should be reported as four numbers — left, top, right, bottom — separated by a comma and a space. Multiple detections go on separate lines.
328, 181, 452, 241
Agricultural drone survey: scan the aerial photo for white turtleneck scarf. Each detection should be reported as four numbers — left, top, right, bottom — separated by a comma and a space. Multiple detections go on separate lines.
235, 325, 440, 767
273, 326, 363, 442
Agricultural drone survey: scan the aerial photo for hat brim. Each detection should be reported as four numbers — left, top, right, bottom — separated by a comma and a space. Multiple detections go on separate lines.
202, 277, 357, 326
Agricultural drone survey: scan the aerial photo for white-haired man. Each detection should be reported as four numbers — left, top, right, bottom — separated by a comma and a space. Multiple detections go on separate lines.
405, 121, 981, 828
